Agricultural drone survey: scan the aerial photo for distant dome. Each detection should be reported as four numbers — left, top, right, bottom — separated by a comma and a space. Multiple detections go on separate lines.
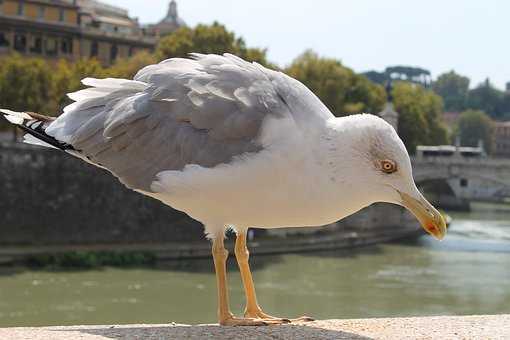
155, 0, 186, 35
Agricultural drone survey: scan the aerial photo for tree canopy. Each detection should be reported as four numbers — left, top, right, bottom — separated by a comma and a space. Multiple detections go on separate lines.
0, 54, 56, 114
456, 109, 494, 153
432, 71, 470, 112
285, 50, 385, 116
156, 22, 273, 67
432, 72, 510, 120
392, 82, 448, 153
467, 79, 506, 120
363, 66, 432, 87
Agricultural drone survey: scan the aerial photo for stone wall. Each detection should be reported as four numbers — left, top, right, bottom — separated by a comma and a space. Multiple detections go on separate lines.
0, 142, 204, 245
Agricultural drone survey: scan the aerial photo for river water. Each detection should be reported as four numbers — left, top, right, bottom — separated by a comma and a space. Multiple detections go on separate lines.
1, 203, 509, 327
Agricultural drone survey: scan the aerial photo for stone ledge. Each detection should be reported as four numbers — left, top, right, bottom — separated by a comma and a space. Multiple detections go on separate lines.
0, 315, 509, 340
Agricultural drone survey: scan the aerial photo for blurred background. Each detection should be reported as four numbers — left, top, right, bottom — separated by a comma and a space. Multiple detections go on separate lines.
0, 0, 509, 327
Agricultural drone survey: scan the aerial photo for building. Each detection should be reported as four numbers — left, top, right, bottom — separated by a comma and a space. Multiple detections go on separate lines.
0, 0, 158, 65
144, 0, 185, 37
493, 121, 510, 157
74, 0, 156, 64
0, 0, 81, 60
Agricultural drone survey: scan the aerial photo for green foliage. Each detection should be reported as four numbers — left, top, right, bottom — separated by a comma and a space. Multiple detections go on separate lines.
0, 54, 56, 114
432, 71, 470, 112
432, 73, 510, 120
53, 58, 107, 112
106, 51, 158, 79
467, 79, 505, 119
156, 22, 274, 67
363, 66, 431, 87
456, 109, 494, 153
0, 52, 155, 116
27, 251, 156, 269
392, 82, 448, 153
285, 50, 385, 116
499, 92, 510, 120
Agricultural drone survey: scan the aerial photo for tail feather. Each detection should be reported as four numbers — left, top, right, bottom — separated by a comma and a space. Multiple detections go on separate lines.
1, 109, 74, 151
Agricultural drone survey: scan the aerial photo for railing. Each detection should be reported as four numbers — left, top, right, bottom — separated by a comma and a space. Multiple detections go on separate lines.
412, 155, 510, 166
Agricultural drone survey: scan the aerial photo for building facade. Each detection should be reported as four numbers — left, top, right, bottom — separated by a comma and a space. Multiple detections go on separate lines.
493, 121, 510, 158
0, 0, 159, 65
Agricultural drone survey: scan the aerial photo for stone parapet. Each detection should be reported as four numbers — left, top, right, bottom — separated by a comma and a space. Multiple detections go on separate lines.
0, 315, 508, 339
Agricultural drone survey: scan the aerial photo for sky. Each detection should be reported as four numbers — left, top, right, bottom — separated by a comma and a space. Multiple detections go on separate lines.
103, 0, 509, 90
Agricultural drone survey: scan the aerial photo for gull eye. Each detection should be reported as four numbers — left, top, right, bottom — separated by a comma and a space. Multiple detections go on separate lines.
380, 159, 397, 174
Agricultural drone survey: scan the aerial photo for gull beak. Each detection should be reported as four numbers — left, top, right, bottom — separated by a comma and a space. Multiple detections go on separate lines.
398, 191, 447, 240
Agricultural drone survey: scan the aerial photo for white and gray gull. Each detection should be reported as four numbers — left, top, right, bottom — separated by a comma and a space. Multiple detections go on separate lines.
1, 53, 446, 326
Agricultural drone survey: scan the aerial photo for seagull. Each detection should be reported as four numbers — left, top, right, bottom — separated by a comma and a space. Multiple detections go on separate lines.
1, 53, 446, 326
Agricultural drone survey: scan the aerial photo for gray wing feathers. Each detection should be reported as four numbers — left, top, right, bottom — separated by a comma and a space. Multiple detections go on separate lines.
46, 53, 293, 191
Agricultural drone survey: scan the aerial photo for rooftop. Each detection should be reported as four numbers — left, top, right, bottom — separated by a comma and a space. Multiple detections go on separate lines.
67, 0, 129, 17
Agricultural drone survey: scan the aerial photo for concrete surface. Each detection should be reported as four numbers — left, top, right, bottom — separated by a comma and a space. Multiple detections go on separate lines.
0, 315, 508, 339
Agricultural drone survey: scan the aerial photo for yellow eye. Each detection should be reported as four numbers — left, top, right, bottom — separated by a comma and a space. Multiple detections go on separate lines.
380, 159, 397, 174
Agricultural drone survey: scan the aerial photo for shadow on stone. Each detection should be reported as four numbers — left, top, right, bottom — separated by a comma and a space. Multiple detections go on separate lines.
71, 324, 374, 340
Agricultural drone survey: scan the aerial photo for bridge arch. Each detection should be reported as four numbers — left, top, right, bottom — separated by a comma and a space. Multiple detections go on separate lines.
411, 157, 510, 206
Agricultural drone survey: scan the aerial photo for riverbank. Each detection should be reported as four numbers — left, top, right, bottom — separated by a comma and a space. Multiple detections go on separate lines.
1, 315, 508, 339
0, 225, 422, 266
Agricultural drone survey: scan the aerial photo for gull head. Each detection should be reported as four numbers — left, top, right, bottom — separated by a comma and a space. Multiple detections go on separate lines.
328, 114, 446, 240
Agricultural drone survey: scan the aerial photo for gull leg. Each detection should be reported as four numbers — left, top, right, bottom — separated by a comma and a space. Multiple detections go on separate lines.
235, 231, 313, 323
212, 235, 281, 326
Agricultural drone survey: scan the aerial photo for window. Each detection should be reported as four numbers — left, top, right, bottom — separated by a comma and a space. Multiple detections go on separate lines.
37, 6, 45, 19
59, 8, 65, 22
13, 33, 26, 52
460, 178, 468, 188
29, 35, 42, 53
17, 2, 24, 16
61, 38, 72, 54
0, 1, 4, 14
90, 41, 98, 57
45, 37, 57, 56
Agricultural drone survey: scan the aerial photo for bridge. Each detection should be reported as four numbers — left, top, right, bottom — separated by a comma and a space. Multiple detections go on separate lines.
411, 154, 510, 209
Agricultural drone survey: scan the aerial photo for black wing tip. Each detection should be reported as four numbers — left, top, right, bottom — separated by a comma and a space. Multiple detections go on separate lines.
1, 110, 75, 152
23, 119, 75, 151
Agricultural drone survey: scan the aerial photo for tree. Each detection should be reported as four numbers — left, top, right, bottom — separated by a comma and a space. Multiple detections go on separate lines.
386, 66, 431, 87
156, 22, 273, 67
498, 92, 510, 120
467, 79, 504, 119
106, 51, 158, 79
456, 110, 494, 153
432, 71, 470, 112
0, 54, 56, 114
363, 66, 432, 87
362, 70, 387, 85
285, 50, 385, 116
392, 82, 448, 153
53, 58, 106, 113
